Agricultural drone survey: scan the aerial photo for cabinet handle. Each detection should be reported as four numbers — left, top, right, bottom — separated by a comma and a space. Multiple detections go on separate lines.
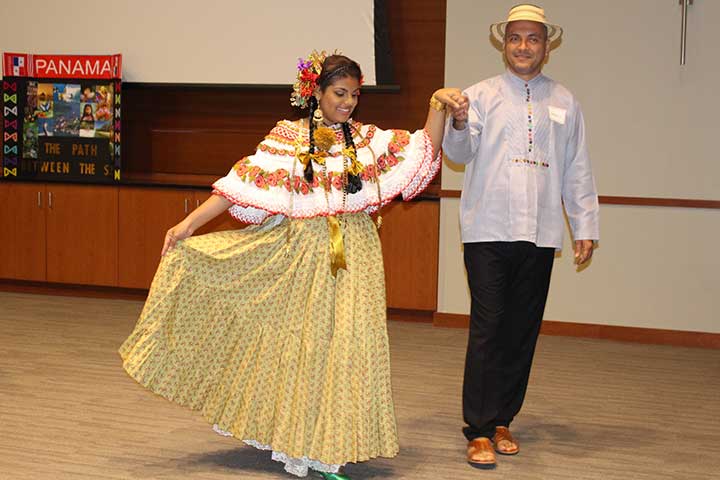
196, 199, 200, 209
38, 191, 42, 208
184, 198, 189, 214
48, 191, 53, 209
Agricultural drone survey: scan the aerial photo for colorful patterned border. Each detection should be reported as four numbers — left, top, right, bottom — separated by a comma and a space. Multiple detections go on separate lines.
113, 80, 121, 180
2, 80, 19, 177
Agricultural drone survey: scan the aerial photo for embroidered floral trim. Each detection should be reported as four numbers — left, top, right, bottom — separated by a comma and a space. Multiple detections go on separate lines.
213, 127, 440, 225
512, 157, 549, 168
258, 140, 367, 158
376, 129, 411, 174
231, 142, 404, 195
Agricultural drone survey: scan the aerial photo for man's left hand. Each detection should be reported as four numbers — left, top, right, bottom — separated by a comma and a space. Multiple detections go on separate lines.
574, 240, 594, 265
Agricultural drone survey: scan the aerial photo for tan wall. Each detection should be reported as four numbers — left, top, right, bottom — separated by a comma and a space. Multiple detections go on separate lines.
439, 0, 720, 332
443, 0, 719, 197
439, 198, 720, 333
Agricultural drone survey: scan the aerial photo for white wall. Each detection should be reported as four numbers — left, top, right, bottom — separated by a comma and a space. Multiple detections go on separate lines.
439, 0, 719, 333
0, 0, 377, 85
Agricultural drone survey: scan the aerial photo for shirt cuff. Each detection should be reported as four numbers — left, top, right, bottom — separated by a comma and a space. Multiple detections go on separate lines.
444, 118, 469, 142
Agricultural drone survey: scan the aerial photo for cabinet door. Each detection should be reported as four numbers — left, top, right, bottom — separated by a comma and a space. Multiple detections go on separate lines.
45, 184, 118, 286
378, 200, 439, 311
118, 187, 193, 289
193, 190, 244, 235
0, 182, 47, 281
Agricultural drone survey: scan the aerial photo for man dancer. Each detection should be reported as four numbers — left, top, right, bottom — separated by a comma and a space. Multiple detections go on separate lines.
442, 4, 600, 469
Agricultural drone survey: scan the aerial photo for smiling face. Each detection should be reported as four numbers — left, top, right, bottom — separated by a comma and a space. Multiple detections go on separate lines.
315, 75, 361, 125
503, 20, 549, 81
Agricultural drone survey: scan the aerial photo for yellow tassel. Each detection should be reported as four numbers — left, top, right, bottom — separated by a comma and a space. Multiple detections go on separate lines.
327, 215, 347, 277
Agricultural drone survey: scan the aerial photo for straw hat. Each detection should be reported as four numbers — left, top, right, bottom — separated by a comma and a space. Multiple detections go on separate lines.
490, 4, 563, 43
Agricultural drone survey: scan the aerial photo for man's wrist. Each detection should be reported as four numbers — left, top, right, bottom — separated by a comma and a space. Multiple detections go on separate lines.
452, 119, 467, 130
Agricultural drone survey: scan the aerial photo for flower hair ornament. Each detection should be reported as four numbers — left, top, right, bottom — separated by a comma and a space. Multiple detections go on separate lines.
290, 50, 329, 109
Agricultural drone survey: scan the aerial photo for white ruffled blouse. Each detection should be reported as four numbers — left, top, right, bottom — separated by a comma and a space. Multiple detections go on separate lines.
212, 119, 440, 224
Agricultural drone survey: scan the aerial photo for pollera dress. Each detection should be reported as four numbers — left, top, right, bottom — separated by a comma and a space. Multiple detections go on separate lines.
119, 119, 440, 477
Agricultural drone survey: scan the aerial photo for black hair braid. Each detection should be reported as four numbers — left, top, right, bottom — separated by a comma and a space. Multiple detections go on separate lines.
304, 97, 317, 183
342, 122, 362, 194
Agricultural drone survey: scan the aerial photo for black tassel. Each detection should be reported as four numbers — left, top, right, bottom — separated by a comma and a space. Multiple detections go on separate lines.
304, 162, 314, 183
342, 122, 362, 194
345, 173, 362, 194
304, 97, 318, 183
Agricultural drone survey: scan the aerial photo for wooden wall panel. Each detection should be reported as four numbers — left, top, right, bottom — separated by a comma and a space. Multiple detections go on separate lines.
367, 0, 447, 128
123, 87, 290, 175
150, 129, 257, 175
379, 200, 439, 310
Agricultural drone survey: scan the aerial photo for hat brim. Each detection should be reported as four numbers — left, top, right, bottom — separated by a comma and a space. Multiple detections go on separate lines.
490, 20, 563, 44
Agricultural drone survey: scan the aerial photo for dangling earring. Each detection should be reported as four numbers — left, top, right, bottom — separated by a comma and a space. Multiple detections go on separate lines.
313, 103, 324, 127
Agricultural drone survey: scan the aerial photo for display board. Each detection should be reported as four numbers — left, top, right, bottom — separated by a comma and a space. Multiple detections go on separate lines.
2, 53, 122, 182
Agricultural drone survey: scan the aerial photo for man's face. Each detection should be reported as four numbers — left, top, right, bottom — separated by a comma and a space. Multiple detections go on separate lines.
503, 20, 549, 81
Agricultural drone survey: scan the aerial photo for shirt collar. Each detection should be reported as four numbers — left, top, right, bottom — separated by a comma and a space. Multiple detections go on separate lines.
503, 69, 546, 87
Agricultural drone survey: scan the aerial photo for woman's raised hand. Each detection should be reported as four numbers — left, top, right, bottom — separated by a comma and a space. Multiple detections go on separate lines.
436, 88, 469, 127
432, 88, 466, 111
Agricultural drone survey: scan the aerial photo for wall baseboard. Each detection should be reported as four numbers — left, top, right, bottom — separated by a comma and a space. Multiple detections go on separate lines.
432, 312, 720, 349
387, 308, 434, 323
0, 279, 148, 301
3, 280, 716, 350
438, 190, 720, 209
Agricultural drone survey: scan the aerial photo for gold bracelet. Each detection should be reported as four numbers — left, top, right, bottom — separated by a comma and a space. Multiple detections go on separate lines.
429, 95, 445, 112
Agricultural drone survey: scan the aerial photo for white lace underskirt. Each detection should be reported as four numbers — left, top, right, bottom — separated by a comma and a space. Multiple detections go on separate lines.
212, 424, 343, 477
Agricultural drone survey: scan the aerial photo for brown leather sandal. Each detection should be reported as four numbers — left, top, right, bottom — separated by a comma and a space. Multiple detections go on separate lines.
492, 426, 519, 455
467, 437, 497, 469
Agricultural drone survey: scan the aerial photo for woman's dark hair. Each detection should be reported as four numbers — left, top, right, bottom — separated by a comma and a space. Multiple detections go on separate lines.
304, 55, 363, 194
316, 55, 362, 91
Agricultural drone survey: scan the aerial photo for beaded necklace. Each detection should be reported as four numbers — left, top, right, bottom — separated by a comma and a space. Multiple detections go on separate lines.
525, 82, 533, 155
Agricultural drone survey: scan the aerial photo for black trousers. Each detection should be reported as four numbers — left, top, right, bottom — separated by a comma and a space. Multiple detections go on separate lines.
462, 241, 555, 441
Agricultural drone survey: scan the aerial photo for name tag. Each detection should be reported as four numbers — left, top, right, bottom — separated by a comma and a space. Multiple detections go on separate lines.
548, 106, 566, 125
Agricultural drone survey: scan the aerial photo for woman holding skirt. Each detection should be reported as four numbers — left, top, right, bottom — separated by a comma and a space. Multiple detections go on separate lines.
119, 51, 466, 479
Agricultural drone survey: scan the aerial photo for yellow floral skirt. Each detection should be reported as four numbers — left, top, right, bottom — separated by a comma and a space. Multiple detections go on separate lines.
119, 213, 399, 469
